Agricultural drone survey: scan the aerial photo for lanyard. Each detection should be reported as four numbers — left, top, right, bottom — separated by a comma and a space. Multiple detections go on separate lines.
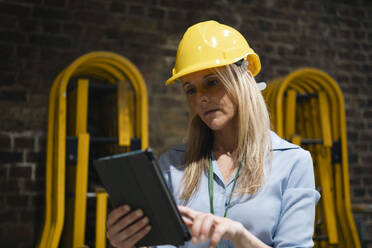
208, 157, 242, 217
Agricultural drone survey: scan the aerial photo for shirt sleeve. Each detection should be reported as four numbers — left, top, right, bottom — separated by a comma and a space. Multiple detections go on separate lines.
152, 154, 177, 248
273, 150, 321, 248
158, 151, 176, 195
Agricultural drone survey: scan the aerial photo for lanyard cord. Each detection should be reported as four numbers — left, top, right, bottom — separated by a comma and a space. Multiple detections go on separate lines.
209, 157, 242, 217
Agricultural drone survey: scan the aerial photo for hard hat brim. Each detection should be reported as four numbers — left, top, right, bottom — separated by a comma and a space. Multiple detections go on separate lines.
165, 53, 261, 86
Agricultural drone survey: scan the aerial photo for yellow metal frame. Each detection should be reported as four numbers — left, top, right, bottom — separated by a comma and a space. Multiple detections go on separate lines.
118, 80, 134, 146
38, 51, 149, 248
96, 190, 108, 247
263, 68, 361, 248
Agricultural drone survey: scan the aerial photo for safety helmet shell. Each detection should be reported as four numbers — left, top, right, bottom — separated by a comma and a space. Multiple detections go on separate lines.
165, 20, 261, 85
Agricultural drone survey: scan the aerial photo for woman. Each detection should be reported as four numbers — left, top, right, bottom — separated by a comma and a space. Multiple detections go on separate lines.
106, 20, 320, 248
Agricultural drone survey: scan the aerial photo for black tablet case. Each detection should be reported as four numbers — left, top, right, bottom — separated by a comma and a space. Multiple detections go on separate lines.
94, 149, 191, 247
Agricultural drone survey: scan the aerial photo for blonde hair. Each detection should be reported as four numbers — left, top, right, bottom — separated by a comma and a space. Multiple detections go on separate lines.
180, 63, 273, 202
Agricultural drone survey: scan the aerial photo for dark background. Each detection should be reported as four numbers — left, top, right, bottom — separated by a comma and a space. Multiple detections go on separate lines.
0, 0, 371, 247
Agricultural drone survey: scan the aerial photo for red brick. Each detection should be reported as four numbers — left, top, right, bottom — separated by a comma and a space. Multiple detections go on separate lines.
0, 166, 7, 180
0, 30, 26, 44
20, 208, 42, 222
0, 90, 27, 102
73, 10, 108, 24
129, 5, 145, 16
44, 0, 65, 7
0, 2, 31, 17
29, 33, 72, 49
0, 209, 18, 223
0, 180, 19, 193
9, 166, 32, 179
62, 22, 83, 36
7, 195, 28, 207
148, 7, 164, 19
361, 155, 372, 164
4, 224, 33, 243
18, 18, 42, 32
276, 22, 291, 32
42, 20, 61, 34
363, 177, 372, 185
109, 1, 127, 13
14, 137, 34, 150
0, 151, 23, 163
169, 10, 187, 20
353, 187, 366, 197
24, 180, 44, 193
18, 73, 43, 90
35, 165, 45, 179
26, 151, 45, 164
29, 194, 44, 208
0, 134, 11, 149
0, 16, 17, 29
0, 72, 16, 86
33, 6, 72, 20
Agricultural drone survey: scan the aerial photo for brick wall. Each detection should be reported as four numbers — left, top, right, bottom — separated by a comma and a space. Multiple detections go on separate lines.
0, 0, 371, 247
0, 132, 45, 247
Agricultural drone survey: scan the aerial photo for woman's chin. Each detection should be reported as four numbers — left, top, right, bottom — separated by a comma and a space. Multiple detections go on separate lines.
204, 120, 226, 131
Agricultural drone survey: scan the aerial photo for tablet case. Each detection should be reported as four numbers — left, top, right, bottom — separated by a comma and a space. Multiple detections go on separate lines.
94, 149, 191, 246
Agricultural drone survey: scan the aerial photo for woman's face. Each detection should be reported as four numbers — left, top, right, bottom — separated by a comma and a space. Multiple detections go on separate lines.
181, 69, 237, 131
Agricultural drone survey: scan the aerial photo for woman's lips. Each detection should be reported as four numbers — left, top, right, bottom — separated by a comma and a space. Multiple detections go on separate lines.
204, 109, 219, 116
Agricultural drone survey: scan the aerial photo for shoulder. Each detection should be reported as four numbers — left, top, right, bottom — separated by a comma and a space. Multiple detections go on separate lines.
270, 130, 311, 166
158, 144, 186, 172
270, 130, 300, 151
269, 131, 314, 187
270, 130, 311, 156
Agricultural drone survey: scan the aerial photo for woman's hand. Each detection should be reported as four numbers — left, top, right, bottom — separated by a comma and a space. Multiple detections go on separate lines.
178, 206, 244, 248
106, 205, 151, 248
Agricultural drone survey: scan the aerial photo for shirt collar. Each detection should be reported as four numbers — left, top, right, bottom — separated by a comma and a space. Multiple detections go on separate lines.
270, 130, 300, 150
173, 131, 299, 152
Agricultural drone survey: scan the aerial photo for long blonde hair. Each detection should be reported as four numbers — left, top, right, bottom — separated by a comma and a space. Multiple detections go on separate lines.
181, 62, 273, 202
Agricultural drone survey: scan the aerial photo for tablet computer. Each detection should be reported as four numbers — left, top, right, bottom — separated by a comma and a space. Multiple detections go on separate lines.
94, 148, 191, 247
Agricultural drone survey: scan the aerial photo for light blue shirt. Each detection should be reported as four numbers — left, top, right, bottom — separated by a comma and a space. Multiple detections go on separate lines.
157, 131, 321, 248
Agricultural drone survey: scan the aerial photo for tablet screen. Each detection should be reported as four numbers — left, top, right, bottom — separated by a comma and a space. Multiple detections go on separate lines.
94, 149, 191, 246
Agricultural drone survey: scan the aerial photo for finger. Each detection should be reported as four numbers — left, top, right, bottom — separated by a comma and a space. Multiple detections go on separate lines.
114, 216, 150, 243
178, 206, 196, 220
191, 214, 209, 243
209, 225, 227, 248
107, 209, 143, 239
200, 214, 214, 243
107, 205, 131, 228
181, 215, 193, 226
119, 225, 152, 247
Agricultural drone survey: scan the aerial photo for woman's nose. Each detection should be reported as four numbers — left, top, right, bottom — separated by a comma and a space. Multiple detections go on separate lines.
196, 91, 208, 104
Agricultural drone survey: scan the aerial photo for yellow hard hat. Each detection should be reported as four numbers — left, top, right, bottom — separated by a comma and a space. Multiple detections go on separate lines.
165, 20, 261, 86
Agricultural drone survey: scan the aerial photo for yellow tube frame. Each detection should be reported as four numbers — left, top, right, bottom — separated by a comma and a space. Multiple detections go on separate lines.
263, 68, 361, 248
38, 51, 149, 248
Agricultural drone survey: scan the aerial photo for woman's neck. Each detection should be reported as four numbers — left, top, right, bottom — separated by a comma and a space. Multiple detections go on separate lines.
212, 121, 238, 156
212, 120, 239, 183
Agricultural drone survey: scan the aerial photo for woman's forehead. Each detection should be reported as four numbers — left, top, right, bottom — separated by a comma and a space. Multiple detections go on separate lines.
181, 69, 215, 84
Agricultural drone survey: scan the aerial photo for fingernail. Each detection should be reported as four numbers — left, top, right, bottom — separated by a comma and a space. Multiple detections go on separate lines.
192, 237, 197, 244
123, 205, 130, 211
137, 209, 143, 216
142, 217, 149, 223
200, 235, 206, 243
146, 225, 152, 231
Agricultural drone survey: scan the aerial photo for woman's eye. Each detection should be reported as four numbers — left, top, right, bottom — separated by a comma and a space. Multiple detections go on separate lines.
207, 80, 219, 87
186, 88, 196, 95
